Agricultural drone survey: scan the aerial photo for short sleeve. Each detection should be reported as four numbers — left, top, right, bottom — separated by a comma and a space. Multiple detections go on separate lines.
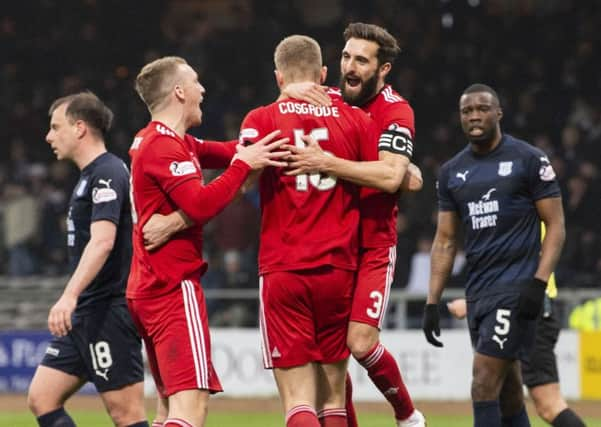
239, 108, 267, 145
90, 159, 129, 225
527, 151, 561, 201
380, 102, 415, 138
437, 164, 458, 212
145, 136, 202, 195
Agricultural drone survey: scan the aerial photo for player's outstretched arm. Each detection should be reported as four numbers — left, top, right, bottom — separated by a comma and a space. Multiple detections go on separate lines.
168, 131, 289, 226
423, 210, 460, 347
284, 135, 409, 193
48, 220, 116, 337
143, 210, 193, 251
281, 82, 331, 106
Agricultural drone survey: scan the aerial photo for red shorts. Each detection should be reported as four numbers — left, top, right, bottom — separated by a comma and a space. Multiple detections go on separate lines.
351, 246, 396, 329
259, 267, 354, 369
127, 279, 222, 398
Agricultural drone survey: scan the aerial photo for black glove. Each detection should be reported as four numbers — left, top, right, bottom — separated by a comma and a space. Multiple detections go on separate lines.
517, 278, 547, 320
422, 304, 443, 347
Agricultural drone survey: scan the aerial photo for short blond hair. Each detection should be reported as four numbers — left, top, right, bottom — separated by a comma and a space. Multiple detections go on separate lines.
274, 35, 322, 83
135, 56, 187, 112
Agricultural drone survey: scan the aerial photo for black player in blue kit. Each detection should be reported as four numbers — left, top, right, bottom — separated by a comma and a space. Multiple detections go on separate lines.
422, 84, 566, 427
27, 92, 148, 427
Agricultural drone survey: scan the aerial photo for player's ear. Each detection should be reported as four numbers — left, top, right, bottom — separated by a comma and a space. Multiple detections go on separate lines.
74, 119, 87, 139
378, 62, 391, 80
274, 69, 285, 89
174, 84, 185, 102
497, 107, 503, 121
320, 66, 327, 84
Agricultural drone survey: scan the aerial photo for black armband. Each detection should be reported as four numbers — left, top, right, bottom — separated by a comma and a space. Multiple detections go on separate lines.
378, 129, 413, 158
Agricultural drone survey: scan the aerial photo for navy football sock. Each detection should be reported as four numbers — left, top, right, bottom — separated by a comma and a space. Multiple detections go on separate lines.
37, 407, 76, 427
126, 422, 150, 427
551, 408, 586, 427
501, 405, 530, 426
473, 400, 501, 427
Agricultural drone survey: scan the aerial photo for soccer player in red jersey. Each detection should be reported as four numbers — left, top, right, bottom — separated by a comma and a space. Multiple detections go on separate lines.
127, 56, 288, 427
284, 23, 425, 427
239, 34, 384, 427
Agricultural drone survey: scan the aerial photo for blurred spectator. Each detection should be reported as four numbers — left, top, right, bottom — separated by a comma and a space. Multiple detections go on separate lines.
2, 181, 39, 276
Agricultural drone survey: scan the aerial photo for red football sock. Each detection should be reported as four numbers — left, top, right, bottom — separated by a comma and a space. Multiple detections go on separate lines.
318, 408, 348, 427
286, 405, 320, 427
345, 373, 359, 427
163, 418, 193, 427
357, 342, 414, 421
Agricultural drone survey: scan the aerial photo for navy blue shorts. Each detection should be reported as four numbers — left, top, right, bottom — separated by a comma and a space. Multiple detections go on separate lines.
41, 303, 144, 392
521, 297, 560, 387
467, 292, 537, 361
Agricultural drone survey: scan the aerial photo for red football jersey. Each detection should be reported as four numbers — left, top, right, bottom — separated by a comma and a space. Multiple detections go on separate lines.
127, 122, 249, 298
240, 97, 378, 274
359, 85, 415, 248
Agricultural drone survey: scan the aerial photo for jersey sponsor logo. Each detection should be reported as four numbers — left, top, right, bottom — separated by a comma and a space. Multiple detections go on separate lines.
75, 179, 88, 196
45, 346, 60, 357
239, 128, 259, 145
130, 136, 143, 150
539, 157, 556, 181
155, 124, 176, 137
169, 161, 196, 176
498, 161, 513, 176
467, 188, 500, 230
456, 170, 469, 182
92, 178, 118, 204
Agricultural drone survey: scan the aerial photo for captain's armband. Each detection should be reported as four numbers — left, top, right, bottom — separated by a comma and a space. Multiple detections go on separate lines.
378, 128, 413, 159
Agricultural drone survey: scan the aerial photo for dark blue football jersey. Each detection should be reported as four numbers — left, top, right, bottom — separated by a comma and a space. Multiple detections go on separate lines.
67, 152, 132, 313
437, 134, 560, 298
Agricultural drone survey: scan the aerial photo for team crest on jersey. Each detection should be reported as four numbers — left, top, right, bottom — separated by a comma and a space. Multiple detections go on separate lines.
498, 161, 513, 176
169, 161, 196, 176
92, 178, 118, 204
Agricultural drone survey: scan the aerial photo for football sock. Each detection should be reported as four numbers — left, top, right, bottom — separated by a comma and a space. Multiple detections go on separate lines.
37, 407, 76, 427
501, 405, 530, 427
473, 400, 502, 427
345, 374, 359, 427
163, 418, 193, 427
286, 405, 320, 427
126, 422, 150, 427
318, 408, 348, 427
357, 342, 414, 421
551, 408, 586, 427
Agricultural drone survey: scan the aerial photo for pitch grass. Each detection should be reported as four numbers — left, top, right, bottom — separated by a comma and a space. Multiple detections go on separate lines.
2, 411, 600, 427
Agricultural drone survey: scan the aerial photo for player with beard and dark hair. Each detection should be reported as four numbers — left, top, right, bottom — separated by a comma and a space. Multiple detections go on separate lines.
423, 83, 566, 427
284, 22, 425, 427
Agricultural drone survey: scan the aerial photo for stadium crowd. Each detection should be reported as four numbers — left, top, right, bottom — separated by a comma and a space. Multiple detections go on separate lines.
1, 0, 600, 325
